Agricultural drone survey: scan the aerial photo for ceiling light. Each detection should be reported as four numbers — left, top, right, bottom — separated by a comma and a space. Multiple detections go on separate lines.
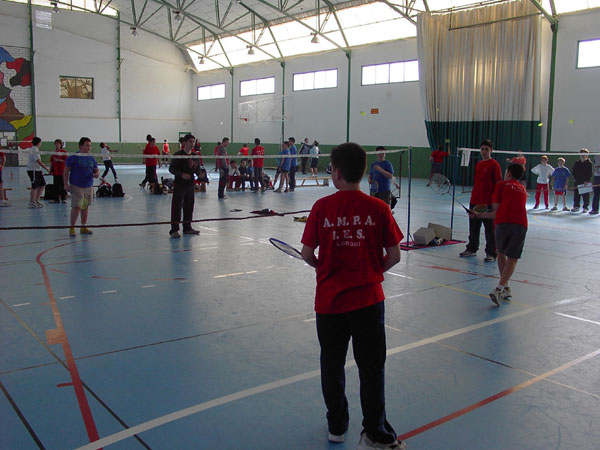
51, 1, 59, 13
130, 27, 138, 37
199, 56, 205, 65
311, 33, 320, 44
247, 45, 255, 55
174, 11, 182, 22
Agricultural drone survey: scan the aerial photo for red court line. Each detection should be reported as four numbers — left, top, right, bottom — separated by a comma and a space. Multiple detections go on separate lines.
36, 243, 102, 448
398, 347, 600, 441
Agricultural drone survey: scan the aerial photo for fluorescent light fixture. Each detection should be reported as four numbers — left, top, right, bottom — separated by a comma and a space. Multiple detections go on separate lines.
174, 11, 182, 22
199, 56, 205, 64
130, 26, 138, 37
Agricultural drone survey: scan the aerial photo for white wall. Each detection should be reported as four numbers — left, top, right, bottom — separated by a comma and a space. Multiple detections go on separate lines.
0, 3, 192, 144
550, 10, 600, 152
192, 68, 233, 143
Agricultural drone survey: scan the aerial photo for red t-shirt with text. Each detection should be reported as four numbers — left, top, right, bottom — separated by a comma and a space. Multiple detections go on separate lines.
493, 180, 528, 228
251, 146, 265, 168
301, 190, 403, 314
470, 158, 502, 205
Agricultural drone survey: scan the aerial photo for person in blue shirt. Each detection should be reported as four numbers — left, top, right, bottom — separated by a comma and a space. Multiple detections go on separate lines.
551, 157, 570, 211
64, 137, 99, 236
368, 146, 394, 207
288, 137, 298, 191
275, 141, 291, 193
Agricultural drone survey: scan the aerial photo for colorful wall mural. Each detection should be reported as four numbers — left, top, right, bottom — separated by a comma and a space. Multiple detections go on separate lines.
0, 45, 33, 149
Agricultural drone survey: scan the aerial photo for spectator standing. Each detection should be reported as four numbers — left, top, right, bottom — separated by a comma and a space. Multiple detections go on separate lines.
288, 137, 298, 191
590, 153, 600, 215
368, 146, 394, 207
571, 148, 593, 212
310, 141, 320, 176
299, 137, 311, 174
216, 138, 230, 199
27, 137, 50, 208
100, 142, 118, 182
251, 138, 265, 192
50, 138, 68, 203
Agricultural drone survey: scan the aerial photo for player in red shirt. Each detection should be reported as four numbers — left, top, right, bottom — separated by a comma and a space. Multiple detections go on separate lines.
469, 163, 527, 305
50, 138, 68, 202
459, 139, 503, 262
238, 143, 249, 156
506, 150, 527, 186
426, 144, 449, 186
301, 142, 405, 449
251, 137, 265, 192
139, 135, 160, 188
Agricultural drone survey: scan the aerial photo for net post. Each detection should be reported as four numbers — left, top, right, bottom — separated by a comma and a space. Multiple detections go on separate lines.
405, 146, 413, 246
398, 148, 402, 199
450, 143, 458, 231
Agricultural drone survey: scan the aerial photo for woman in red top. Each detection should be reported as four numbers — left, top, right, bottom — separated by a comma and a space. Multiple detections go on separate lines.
140, 135, 160, 188
50, 139, 68, 202
426, 144, 449, 186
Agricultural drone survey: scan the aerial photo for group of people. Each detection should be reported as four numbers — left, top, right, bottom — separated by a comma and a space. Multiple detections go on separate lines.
527, 149, 600, 214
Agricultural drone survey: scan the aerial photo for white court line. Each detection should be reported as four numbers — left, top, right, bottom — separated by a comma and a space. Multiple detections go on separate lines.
240, 243, 255, 246
142, 285, 156, 289
214, 272, 245, 279
74, 295, 590, 450
385, 325, 403, 333
245, 271, 258, 274
554, 312, 600, 326
102, 290, 117, 294
59, 296, 75, 300
13, 303, 30, 307
303, 318, 316, 322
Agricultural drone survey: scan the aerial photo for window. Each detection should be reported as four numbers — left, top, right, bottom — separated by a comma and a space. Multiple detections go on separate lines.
293, 69, 337, 91
197, 83, 226, 100
361, 60, 419, 85
577, 39, 600, 69
240, 77, 275, 96
60, 76, 94, 99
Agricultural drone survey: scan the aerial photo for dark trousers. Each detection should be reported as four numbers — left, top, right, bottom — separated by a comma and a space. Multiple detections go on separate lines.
170, 183, 195, 233
102, 160, 117, 179
592, 176, 600, 212
316, 302, 396, 444
467, 203, 496, 257
253, 167, 264, 190
573, 187, 590, 209
218, 167, 229, 198
300, 156, 308, 174
142, 166, 157, 185
289, 166, 297, 189
53, 175, 67, 201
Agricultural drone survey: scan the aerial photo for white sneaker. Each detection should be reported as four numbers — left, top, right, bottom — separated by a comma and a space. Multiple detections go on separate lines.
488, 287, 503, 306
571, 207, 580, 212
28, 202, 37, 209
502, 286, 512, 300
35, 201, 43, 208
170, 231, 181, 238
328, 432, 345, 443
0, 200, 9, 207
357, 433, 406, 450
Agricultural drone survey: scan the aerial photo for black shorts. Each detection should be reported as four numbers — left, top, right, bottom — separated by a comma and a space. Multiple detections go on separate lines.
431, 162, 443, 174
0, 167, 3, 184
281, 169, 289, 174
27, 170, 46, 188
372, 190, 391, 206
310, 158, 319, 168
495, 223, 527, 259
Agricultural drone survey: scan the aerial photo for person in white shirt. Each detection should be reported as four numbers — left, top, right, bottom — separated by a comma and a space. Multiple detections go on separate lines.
27, 137, 50, 208
531, 155, 554, 209
309, 140, 320, 176
100, 142, 118, 182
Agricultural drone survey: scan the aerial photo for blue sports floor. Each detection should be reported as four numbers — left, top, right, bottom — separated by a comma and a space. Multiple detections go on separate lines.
1, 165, 600, 450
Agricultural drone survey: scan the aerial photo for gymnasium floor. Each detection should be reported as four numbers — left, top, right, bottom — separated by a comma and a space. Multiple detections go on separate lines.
1, 165, 599, 450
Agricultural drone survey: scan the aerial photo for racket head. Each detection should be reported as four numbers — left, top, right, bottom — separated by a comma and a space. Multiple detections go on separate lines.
269, 238, 303, 259
369, 180, 379, 194
430, 173, 451, 194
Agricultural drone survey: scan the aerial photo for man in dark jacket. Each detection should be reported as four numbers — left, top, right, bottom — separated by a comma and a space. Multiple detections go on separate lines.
571, 148, 593, 212
169, 134, 203, 237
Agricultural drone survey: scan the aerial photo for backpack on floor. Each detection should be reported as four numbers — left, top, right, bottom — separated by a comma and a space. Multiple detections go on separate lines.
111, 182, 125, 197
161, 177, 174, 190
97, 184, 112, 197
152, 182, 166, 195
43, 184, 58, 201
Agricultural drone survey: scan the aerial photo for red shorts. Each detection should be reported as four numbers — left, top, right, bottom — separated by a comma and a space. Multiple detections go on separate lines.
554, 190, 565, 196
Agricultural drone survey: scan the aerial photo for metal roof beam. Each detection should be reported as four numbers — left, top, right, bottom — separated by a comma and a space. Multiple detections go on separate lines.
138, 5, 164, 28
377, 0, 417, 25
321, 0, 349, 48
528, 0, 557, 24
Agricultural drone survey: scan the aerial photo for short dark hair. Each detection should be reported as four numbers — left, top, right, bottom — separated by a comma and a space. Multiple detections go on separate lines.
254, 138, 261, 145
330, 142, 366, 183
376, 146, 385, 151
182, 134, 195, 143
506, 163, 524, 180
222, 137, 229, 143
100, 142, 106, 148
481, 139, 493, 149
146, 134, 153, 142
79, 137, 91, 147
32, 137, 41, 146
288, 137, 295, 143
54, 139, 62, 146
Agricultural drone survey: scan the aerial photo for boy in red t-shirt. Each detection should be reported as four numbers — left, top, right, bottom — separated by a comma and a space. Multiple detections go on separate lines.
426, 144, 449, 186
250, 137, 265, 192
301, 142, 405, 450
140, 136, 160, 188
470, 163, 527, 306
459, 139, 502, 262
50, 138, 68, 202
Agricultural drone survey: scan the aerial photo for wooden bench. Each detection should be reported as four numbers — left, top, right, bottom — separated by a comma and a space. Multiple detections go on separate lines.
296, 176, 330, 187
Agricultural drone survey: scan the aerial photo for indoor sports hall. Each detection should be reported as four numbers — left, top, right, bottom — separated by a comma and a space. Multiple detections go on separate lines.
1, 1, 600, 450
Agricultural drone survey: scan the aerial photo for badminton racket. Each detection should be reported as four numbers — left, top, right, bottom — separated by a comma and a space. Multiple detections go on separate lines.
369, 180, 379, 194
428, 173, 473, 213
269, 238, 303, 259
